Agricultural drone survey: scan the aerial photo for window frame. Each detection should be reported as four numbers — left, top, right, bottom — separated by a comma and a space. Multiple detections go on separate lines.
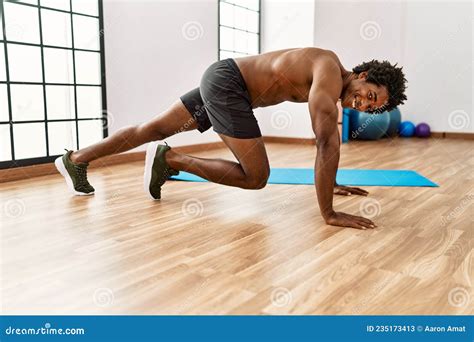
218, 0, 261, 60
0, 0, 108, 169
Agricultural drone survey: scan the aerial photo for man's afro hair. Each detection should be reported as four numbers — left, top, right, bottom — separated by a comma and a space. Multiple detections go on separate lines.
353, 60, 407, 113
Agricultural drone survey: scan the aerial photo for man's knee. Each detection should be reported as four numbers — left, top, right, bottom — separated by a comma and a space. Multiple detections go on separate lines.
245, 168, 270, 190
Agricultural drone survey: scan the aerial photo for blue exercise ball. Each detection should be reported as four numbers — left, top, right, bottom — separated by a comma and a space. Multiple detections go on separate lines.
399, 121, 416, 137
349, 109, 390, 140
385, 107, 401, 136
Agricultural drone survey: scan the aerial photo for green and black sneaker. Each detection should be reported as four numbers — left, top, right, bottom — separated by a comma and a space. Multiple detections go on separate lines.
144, 142, 179, 200
55, 150, 95, 196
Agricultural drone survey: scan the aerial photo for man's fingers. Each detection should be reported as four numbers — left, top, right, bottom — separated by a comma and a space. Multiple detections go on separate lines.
350, 188, 369, 196
360, 221, 376, 229
350, 222, 367, 230
358, 216, 376, 226
336, 190, 351, 196
340, 216, 370, 230
358, 218, 377, 228
342, 212, 375, 226
345, 214, 376, 228
336, 186, 369, 196
328, 212, 378, 230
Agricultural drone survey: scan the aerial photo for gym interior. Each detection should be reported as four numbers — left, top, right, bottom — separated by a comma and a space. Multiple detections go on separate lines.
0, 0, 472, 316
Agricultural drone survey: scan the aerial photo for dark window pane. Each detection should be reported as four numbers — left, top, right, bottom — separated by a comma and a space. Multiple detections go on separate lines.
13, 123, 46, 159
4, 2, 40, 44
72, 0, 99, 16
41, 9, 72, 48
48, 121, 77, 155
44, 47, 74, 84
0, 124, 11, 161
46, 85, 75, 120
75, 51, 101, 85
0, 84, 9, 122
41, 0, 71, 11
77, 86, 102, 118
73, 15, 100, 50
0, 43, 6, 81
10, 84, 44, 121
78, 120, 103, 149
8, 44, 43, 82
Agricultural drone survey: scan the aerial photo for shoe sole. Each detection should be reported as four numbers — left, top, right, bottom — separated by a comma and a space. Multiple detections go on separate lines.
54, 156, 94, 196
144, 141, 160, 200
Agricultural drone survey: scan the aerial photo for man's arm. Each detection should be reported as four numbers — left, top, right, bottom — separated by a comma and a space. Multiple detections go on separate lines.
332, 126, 369, 196
310, 90, 339, 220
309, 70, 376, 229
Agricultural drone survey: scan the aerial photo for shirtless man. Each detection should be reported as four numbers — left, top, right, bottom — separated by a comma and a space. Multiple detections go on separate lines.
55, 48, 407, 229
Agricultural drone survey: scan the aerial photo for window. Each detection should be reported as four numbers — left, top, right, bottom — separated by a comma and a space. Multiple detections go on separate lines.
218, 0, 260, 60
0, 0, 107, 168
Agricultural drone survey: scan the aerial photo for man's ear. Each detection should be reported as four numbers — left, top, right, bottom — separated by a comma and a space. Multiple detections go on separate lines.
358, 71, 368, 80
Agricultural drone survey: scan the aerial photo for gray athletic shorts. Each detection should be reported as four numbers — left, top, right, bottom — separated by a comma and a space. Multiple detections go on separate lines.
179, 58, 262, 139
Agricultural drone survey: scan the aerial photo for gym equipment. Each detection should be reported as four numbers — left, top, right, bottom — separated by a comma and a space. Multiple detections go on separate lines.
171, 168, 438, 187
341, 108, 352, 143
399, 121, 416, 137
348, 109, 391, 140
415, 123, 431, 138
385, 107, 402, 136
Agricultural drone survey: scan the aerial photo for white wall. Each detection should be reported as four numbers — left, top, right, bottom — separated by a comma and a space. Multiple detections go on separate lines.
255, 0, 316, 138
103, 0, 220, 151
313, 1, 404, 75
402, 1, 472, 133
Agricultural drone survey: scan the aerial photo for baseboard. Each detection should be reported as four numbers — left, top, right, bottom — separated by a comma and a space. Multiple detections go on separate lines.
0, 162, 59, 184
263, 136, 316, 145
431, 132, 474, 140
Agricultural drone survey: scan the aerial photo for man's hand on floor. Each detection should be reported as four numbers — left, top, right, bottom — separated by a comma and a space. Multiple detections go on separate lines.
325, 211, 376, 230
334, 185, 369, 196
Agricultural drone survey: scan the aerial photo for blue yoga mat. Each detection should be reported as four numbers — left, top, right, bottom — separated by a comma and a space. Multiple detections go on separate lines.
170, 168, 438, 187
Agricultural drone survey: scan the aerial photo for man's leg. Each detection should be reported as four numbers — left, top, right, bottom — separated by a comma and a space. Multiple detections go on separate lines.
166, 134, 270, 189
70, 100, 198, 164
56, 100, 199, 195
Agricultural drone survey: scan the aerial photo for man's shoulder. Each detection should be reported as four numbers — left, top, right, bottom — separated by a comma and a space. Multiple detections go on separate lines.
308, 50, 343, 102
302, 47, 340, 62
314, 49, 342, 71
292, 48, 343, 85
312, 57, 343, 88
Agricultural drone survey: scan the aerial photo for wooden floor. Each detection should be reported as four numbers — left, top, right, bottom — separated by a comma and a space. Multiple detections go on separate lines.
1, 138, 473, 315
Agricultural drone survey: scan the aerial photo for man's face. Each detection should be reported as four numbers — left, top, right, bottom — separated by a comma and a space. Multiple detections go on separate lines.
341, 72, 389, 113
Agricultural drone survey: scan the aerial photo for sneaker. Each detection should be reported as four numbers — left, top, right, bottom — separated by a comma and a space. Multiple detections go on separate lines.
55, 150, 95, 196
144, 142, 179, 200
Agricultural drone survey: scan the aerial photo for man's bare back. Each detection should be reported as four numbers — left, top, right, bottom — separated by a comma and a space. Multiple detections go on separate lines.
236, 48, 340, 107
236, 47, 388, 113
